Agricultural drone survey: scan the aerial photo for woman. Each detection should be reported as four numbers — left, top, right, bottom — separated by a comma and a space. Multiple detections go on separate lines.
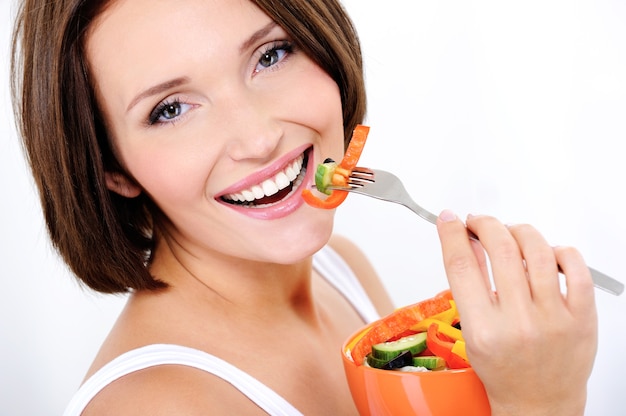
11, 0, 597, 414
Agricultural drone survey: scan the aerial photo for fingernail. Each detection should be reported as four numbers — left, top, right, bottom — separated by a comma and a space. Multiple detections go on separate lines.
439, 209, 457, 222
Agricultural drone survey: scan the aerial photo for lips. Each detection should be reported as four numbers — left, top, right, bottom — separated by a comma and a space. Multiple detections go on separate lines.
220, 150, 308, 208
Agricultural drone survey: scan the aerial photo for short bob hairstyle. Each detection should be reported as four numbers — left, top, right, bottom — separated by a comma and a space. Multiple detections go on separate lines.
11, 0, 367, 293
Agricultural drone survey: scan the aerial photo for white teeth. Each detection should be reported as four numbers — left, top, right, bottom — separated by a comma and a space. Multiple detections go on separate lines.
251, 185, 265, 199
261, 179, 279, 196
241, 189, 255, 202
285, 166, 297, 181
275, 171, 290, 189
224, 154, 305, 204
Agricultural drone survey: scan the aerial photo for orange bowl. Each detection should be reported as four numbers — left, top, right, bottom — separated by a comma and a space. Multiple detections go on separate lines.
342, 322, 491, 416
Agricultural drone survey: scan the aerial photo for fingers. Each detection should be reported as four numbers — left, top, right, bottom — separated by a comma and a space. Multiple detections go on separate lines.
469, 238, 492, 290
553, 246, 596, 313
436, 210, 492, 311
505, 223, 561, 304
464, 214, 531, 307
439, 211, 595, 311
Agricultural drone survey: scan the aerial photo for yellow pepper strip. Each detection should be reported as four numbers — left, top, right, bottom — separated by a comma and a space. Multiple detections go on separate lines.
345, 325, 373, 356
451, 340, 468, 361
412, 318, 464, 341
415, 300, 458, 325
410, 300, 461, 340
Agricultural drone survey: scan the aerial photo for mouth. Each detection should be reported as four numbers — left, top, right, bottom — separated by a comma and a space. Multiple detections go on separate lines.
219, 150, 309, 208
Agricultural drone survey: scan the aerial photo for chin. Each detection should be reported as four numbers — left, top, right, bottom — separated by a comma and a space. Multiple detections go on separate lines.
264, 213, 335, 264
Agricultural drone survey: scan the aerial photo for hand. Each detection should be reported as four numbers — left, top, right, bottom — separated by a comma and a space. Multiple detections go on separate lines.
436, 211, 597, 416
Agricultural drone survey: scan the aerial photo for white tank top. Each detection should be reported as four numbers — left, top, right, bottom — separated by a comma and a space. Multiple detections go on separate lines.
62, 245, 381, 415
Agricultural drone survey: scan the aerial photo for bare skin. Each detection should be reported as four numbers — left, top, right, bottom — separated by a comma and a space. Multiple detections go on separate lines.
83, 236, 394, 415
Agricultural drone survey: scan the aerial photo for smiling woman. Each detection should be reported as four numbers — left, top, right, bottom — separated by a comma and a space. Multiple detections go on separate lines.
8, 0, 606, 414
12, 0, 365, 293
11, 0, 378, 414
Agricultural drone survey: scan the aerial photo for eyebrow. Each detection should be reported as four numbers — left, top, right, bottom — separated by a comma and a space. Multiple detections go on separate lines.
126, 76, 190, 112
126, 22, 278, 113
239, 21, 278, 54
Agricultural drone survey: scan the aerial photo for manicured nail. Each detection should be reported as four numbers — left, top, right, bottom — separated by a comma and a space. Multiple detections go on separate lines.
439, 209, 457, 222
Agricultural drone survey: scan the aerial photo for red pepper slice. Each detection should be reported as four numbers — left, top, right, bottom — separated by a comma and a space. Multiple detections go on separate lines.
386, 329, 419, 342
350, 295, 452, 365
301, 188, 348, 209
338, 125, 369, 171
301, 125, 370, 209
426, 322, 470, 369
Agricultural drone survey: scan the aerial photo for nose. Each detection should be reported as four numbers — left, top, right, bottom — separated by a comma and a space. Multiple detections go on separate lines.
219, 90, 283, 162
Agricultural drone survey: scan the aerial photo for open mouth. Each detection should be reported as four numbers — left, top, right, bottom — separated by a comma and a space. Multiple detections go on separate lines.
220, 151, 308, 208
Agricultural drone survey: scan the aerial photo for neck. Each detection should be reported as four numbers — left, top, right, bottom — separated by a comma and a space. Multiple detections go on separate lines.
147, 238, 321, 324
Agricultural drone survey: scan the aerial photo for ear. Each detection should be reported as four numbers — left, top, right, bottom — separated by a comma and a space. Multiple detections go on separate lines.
105, 171, 142, 198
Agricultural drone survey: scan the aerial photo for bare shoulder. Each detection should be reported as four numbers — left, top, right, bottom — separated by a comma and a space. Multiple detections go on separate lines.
82, 364, 267, 416
327, 234, 395, 316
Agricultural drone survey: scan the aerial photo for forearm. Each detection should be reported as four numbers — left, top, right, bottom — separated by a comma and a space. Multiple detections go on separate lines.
489, 389, 587, 416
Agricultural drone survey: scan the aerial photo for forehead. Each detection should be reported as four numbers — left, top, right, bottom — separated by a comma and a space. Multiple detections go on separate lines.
86, 0, 272, 62
88, 0, 268, 40
84, 0, 273, 105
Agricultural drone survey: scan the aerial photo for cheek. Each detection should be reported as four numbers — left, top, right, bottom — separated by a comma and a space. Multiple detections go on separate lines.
285, 66, 345, 155
121, 141, 212, 204
301, 68, 343, 126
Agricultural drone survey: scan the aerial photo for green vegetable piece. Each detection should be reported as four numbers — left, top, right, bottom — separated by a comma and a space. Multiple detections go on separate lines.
365, 353, 390, 369
412, 356, 446, 370
371, 332, 428, 361
314, 159, 338, 195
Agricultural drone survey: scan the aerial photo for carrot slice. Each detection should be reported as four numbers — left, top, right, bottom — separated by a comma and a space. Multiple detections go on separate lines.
332, 173, 348, 186
350, 295, 452, 365
301, 125, 370, 209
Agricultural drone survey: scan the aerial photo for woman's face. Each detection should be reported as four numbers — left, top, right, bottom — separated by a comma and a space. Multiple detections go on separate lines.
86, 0, 345, 264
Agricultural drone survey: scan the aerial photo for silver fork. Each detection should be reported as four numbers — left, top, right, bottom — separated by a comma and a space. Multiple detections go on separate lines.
329, 167, 624, 296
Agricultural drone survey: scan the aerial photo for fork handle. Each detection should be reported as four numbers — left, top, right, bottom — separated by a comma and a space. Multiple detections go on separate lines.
465, 230, 623, 295
586, 267, 624, 295
403, 201, 439, 224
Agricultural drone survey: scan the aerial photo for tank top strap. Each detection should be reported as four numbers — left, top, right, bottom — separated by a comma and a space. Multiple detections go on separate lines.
62, 344, 303, 416
313, 245, 381, 324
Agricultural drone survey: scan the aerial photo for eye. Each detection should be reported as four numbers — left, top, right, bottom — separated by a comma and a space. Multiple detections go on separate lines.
148, 99, 193, 125
254, 41, 294, 73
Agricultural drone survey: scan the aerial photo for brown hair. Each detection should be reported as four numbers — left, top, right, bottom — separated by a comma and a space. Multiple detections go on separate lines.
11, 0, 367, 293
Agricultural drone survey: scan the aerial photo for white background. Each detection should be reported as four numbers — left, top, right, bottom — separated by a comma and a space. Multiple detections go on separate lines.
1, 0, 624, 414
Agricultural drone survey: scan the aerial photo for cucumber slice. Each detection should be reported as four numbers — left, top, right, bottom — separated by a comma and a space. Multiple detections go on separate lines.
314, 159, 338, 195
367, 350, 417, 370
371, 332, 428, 361
412, 356, 446, 370
365, 353, 389, 369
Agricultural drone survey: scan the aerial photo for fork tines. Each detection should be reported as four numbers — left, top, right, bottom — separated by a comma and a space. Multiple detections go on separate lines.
346, 167, 375, 188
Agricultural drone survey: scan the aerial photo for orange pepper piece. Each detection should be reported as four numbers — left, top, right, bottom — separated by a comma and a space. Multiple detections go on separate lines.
301, 125, 370, 210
